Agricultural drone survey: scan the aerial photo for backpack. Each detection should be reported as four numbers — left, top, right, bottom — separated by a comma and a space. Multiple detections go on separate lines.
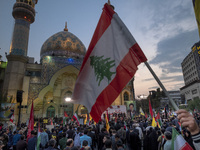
74, 132, 81, 147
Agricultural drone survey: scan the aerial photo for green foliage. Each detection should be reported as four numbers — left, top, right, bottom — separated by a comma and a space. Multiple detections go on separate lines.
187, 97, 200, 111
136, 99, 149, 114
90, 55, 115, 86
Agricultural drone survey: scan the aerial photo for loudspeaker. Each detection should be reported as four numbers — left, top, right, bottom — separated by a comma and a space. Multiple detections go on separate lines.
16, 90, 23, 103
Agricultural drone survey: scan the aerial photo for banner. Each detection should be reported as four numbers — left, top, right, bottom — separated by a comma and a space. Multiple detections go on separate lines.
0, 103, 16, 119
107, 105, 127, 114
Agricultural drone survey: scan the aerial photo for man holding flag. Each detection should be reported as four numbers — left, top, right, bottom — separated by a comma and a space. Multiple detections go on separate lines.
176, 109, 200, 150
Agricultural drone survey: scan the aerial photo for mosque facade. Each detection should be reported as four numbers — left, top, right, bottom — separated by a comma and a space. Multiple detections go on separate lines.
1, 0, 134, 123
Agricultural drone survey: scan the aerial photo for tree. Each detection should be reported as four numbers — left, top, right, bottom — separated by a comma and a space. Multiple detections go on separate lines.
148, 88, 162, 110
188, 97, 200, 111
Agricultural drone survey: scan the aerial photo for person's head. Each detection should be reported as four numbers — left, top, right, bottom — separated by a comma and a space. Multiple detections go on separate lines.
20, 135, 25, 140
76, 127, 80, 133
129, 103, 134, 111
116, 140, 123, 148
84, 129, 88, 135
82, 140, 88, 147
19, 130, 23, 135
62, 132, 66, 137
49, 139, 56, 148
112, 130, 116, 135
66, 139, 73, 147
101, 128, 106, 133
161, 128, 165, 134
103, 135, 110, 143
31, 130, 35, 135
164, 131, 172, 140
115, 134, 120, 141
71, 147, 79, 150
105, 139, 112, 148
69, 125, 72, 130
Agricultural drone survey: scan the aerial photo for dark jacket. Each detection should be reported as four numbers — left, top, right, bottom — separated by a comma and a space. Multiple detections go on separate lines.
27, 136, 37, 150
16, 139, 27, 150
129, 131, 141, 150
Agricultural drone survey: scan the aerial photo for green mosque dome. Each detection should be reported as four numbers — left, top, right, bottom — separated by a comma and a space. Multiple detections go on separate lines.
40, 29, 86, 59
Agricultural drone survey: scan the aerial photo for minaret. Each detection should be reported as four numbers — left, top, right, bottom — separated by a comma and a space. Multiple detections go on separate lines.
3, 0, 38, 101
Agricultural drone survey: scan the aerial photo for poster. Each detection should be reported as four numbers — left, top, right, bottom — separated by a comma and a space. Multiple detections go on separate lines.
0, 103, 16, 119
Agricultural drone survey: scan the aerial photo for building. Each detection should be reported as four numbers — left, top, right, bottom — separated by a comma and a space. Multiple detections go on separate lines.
1, 0, 134, 123
180, 41, 200, 101
160, 90, 182, 108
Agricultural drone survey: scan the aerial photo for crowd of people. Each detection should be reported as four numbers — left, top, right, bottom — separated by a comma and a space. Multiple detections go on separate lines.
0, 108, 200, 150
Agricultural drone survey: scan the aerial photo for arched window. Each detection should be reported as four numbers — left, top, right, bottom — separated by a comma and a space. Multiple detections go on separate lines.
124, 92, 129, 101
46, 105, 55, 118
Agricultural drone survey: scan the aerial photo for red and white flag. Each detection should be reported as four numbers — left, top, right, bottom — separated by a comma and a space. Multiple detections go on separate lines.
27, 101, 34, 141
10, 112, 14, 123
73, 112, 80, 126
72, 3, 147, 122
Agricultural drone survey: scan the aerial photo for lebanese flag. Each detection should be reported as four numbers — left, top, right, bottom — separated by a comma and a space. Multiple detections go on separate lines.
172, 128, 193, 150
10, 112, 14, 123
149, 99, 154, 118
73, 112, 80, 126
72, 3, 147, 122
27, 101, 34, 141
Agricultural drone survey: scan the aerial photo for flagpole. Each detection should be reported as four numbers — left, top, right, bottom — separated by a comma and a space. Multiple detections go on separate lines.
144, 61, 179, 111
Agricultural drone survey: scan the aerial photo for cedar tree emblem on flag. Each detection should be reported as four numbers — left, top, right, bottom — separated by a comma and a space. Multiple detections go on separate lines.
90, 55, 115, 86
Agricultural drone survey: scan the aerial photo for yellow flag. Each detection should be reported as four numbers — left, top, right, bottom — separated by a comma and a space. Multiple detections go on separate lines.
193, 0, 200, 37
139, 107, 145, 116
152, 117, 157, 127
105, 113, 110, 132
84, 114, 87, 124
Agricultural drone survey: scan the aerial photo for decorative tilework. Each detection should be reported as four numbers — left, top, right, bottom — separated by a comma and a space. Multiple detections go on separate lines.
40, 31, 86, 58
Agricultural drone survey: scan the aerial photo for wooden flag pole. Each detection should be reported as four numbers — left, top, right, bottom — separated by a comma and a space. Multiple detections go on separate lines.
144, 61, 179, 111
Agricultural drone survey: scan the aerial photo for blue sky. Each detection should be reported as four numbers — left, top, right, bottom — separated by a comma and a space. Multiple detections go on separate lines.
0, 0, 199, 96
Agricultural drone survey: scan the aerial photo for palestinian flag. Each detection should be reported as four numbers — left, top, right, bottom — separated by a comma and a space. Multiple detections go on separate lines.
155, 112, 162, 128
73, 112, 80, 126
172, 128, 193, 150
149, 99, 154, 118
72, 3, 147, 122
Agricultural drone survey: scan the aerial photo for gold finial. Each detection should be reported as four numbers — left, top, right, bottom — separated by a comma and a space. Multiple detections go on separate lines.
64, 22, 68, 31
107, 0, 115, 10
